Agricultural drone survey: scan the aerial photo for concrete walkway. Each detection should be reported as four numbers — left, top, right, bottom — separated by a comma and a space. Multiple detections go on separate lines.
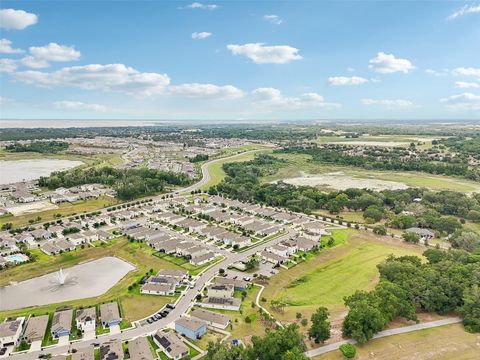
305, 317, 462, 358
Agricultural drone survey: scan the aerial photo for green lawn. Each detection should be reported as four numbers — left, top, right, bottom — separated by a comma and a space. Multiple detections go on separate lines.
201, 148, 272, 190
0, 237, 183, 322
262, 230, 424, 323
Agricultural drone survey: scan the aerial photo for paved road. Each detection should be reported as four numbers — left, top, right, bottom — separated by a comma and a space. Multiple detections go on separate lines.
8, 149, 288, 360
304, 317, 462, 358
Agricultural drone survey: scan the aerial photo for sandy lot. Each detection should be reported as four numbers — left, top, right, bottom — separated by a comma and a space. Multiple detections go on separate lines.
278, 172, 409, 191
6, 200, 58, 216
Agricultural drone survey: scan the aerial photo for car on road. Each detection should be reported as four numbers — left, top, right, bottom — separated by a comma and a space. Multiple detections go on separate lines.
0, 348, 7, 356
243, 276, 251, 281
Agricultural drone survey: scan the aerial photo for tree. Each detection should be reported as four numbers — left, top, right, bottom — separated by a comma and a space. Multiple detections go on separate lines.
339, 343, 356, 359
373, 225, 387, 235
282, 347, 309, 360
308, 307, 331, 344
459, 285, 480, 332
205, 341, 245, 360
451, 232, 480, 252
363, 205, 383, 223
402, 232, 420, 244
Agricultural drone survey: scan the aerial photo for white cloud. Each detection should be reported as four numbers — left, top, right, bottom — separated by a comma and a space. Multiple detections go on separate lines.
347, 67, 355, 72
0, 8, 38, 30
452, 67, 480, 79
14, 63, 171, 96
425, 68, 449, 77
29, 43, 81, 62
263, 14, 282, 25
368, 52, 414, 74
455, 81, 480, 89
186, 2, 217, 10
227, 43, 302, 64
20, 56, 49, 69
169, 83, 244, 99
328, 76, 369, 86
12, 62, 244, 100
252, 87, 340, 109
447, 4, 480, 20
440, 93, 480, 111
191, 32, 212, 40
54, 100, 107, 112
361, 98, 414, 108
0, 39, 23, 54
0, 58, 17, 73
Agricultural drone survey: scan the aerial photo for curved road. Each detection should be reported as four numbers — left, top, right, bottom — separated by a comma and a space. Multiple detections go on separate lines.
8, 149, 273, 360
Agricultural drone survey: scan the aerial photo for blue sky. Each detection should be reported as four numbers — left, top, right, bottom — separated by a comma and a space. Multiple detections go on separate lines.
0, 1, 479, 121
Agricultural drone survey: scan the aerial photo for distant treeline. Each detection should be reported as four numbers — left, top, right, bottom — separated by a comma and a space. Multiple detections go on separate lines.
5, 141, 69, 153
39, 166, 191, 200
276, 146, 480, 181
189, 154, 209, 163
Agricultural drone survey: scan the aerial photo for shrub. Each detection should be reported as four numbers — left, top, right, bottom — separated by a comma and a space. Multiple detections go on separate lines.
339, 343, 356, 359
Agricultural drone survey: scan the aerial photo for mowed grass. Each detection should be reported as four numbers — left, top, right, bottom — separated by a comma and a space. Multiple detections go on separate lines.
0, 196, 120, 228
201, 148, 272, 190
0, 237, 183, 322
313, 323, 479, 360
264, 153, 480, 193
262, 230, 424, 323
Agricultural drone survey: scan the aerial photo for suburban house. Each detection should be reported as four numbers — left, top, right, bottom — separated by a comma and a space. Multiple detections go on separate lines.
40, 239, 75, 255
200, 297, 241, 311
190, 252, 216, 266
51, 309, 73, 338
406, 227, 435, 240
153, 330, 189, 360
99, 339, 124, 360
207, 283, 234, 298
260, 250, 288, 265
141, 282, 175, 296
99, 302, 121, 328
128, 336, 153, 360
214, 277, 248, 291
75, 307, 96, 333
157, 269, 188, 282
0, 317, 25, 348
22, 315, 48, 344
67, 233, 87, 246
294, 236, 318, 251
30, 228, 51, 240
174, 317, 207, 340
190, 309, 231, 329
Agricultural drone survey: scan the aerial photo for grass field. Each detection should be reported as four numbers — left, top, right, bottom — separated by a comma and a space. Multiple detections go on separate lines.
0, 196, 120, 228
313, 323, 479, 360
0, 237, 183, 322
201, 148, 272, 190
264, 153, 480, 193
262, 230, 424, 324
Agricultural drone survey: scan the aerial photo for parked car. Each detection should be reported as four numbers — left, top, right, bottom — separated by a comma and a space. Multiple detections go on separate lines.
166, 303, 175, 309
146, 318, 153, 324
0, 348, 7, 356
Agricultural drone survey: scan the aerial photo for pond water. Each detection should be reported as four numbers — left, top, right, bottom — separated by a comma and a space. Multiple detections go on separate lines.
0, 256, 135, 311
0, 159, 83, 185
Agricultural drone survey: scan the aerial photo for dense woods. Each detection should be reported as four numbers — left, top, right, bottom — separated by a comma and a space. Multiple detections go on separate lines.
343, 249, 480, 343
38, 166, 191, 200
5, 141, 69, 153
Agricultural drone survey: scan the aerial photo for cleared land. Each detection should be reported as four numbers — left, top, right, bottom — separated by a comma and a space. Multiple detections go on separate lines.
262, 230, 424, 325
0, 196, 119, 228
313, 323, 479, 360
0, 236, 184, 322
264, 153, 480, 193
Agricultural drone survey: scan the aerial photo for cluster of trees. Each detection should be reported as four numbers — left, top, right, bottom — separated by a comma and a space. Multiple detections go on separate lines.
212, 155, 479, 242
189, 154, 209, 162
38, 166, 191, 200
5, 141, 69, 153
276, 145, 480, 180
342, 249, 480, 343
206, 324, 308, 360
440, 135, 480, 161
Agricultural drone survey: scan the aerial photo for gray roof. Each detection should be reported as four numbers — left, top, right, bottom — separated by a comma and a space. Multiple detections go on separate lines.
175, 317, 206, 332
23, 315, 48, 342
100, 302, 121, 324
190, 309, 230, 327
128, 336, 154, 360
52, 309, 73, 335
72, 346, 95, 360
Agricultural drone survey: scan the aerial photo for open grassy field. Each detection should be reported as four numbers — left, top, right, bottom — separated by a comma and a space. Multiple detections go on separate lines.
313, 323, 479, 360
314, 134, 444, 150
201, 148, 272, 190
0, 237, 183, 322
261, 230, 424, 325
0, 196, 120, 228
264, 153, 480, 193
